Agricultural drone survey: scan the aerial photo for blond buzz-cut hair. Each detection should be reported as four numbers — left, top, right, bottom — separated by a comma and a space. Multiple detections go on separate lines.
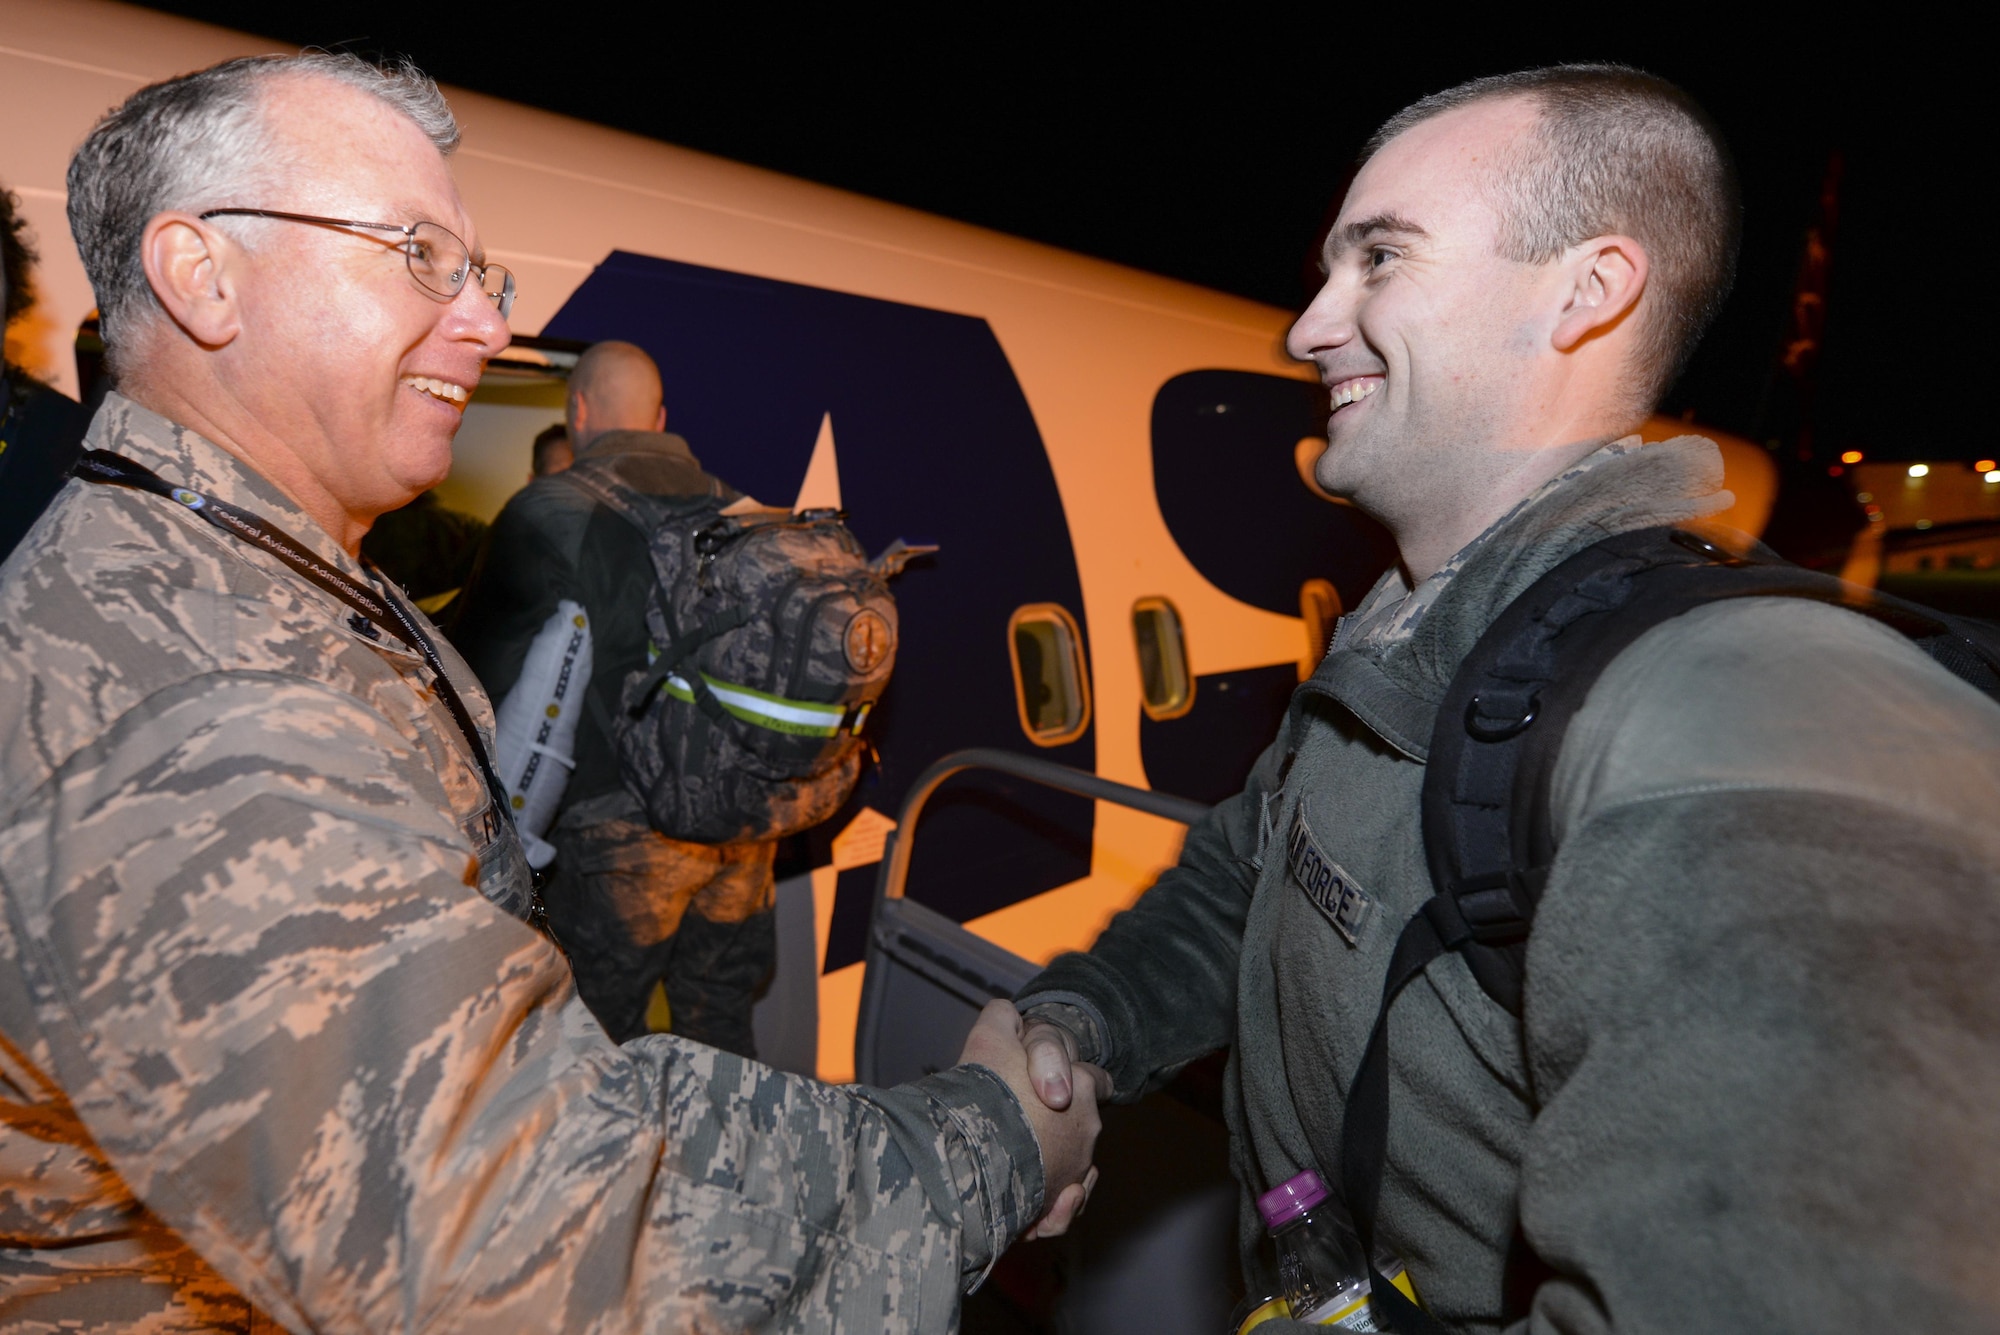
1364, 64, 1741, 409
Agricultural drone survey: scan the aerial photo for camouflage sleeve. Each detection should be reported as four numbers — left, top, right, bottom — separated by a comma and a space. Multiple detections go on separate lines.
0, 670, 1043, 1332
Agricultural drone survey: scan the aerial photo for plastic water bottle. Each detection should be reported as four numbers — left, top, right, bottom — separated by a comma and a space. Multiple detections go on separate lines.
1255, 1170, 1413, 1331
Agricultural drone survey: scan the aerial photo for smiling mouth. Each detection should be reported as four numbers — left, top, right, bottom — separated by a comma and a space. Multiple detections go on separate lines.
401, 375, 471, 410
1329, 375, 1383, 411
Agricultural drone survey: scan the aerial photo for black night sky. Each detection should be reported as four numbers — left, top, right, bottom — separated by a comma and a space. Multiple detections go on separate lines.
132, 9, 1986, 467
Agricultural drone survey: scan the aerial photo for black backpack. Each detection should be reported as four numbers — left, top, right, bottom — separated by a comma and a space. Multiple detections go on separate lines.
1338, 526, 2000, 1334
562, 467, 902, 845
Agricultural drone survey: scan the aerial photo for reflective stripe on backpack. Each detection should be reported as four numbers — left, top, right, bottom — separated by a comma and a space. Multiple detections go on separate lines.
564, 461, 895, 843
663, 670, 871, 738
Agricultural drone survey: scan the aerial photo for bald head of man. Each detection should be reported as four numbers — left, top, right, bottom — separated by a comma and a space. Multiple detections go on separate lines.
566, 340, 665, 451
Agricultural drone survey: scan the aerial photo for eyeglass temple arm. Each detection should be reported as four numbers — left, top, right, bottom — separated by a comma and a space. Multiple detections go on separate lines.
198, 208, 409, 237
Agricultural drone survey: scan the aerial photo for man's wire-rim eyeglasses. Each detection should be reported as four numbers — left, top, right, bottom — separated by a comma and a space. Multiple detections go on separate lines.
198, 208, 516, 319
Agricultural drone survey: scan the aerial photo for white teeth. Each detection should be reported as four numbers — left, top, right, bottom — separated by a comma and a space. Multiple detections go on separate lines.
402, 375, 469, 405
1332, 378, 1380, 407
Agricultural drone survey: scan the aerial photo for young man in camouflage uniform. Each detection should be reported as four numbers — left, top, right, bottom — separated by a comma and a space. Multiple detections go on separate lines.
454, 341, 782, 1055
1014, 68, 2000, 1332
0, 53, 1099, 1331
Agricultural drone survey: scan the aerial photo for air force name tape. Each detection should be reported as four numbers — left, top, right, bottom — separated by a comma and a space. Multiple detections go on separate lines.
1288, 807, 1373, 946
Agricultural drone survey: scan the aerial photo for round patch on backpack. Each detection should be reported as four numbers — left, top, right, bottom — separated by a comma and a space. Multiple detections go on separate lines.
844, 608, 893, 673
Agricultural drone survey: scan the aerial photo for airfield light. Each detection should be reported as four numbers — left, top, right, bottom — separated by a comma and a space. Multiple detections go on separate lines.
1977, 459, 1998, 472
1908, 463, 1930, 478
1840, 450, 1864, 464
1987, 470, 2000, 484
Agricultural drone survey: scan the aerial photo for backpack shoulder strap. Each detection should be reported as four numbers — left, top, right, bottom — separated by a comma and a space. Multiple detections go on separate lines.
557, 463, 740, 720
556, 461, 658, 534
1423, 524, 2000, 1016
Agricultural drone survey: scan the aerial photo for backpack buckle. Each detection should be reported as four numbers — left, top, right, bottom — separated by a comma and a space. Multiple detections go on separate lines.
1668, 529, 1749, 566
1449, 868, 1545, 944
1465, 689, 1538, 742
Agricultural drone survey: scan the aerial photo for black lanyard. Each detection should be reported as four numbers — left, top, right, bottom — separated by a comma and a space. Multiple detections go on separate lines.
71, 449, 517, 831
0, 373, 23, 447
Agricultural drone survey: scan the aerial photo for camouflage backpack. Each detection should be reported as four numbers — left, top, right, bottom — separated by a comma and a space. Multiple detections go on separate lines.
563, 469, 899, 844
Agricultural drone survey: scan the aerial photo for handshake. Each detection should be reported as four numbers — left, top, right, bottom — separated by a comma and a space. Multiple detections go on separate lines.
958, 1000, 1109, 1239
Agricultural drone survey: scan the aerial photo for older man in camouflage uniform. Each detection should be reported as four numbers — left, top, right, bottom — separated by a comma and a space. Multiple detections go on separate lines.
0, 53, 1098, 1332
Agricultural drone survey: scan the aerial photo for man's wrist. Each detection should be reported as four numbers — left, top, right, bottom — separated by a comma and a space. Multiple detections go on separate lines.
906, 1063, 1047, 1290
1014, 995, 1108, 1069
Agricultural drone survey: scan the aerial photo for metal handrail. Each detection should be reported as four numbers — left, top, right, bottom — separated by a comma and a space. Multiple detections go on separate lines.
855, 749, 1212, 1084
873, 748, 1212, 904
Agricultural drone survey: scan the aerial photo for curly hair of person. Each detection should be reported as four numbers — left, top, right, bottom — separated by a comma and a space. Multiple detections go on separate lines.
2, 185, 38, 332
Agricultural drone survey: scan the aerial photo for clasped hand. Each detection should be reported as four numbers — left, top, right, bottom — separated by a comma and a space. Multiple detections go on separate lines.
959, 1001, 1107, 1239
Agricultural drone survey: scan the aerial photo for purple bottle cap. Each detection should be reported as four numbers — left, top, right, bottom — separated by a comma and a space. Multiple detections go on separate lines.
1256, 1169, 1330, 1229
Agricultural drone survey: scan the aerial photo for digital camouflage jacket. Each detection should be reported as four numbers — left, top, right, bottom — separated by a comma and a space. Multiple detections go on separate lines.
0, 396, 1042, 1333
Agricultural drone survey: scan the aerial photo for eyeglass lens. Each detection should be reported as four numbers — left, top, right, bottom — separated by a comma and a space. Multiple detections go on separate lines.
407, 221, 514, 318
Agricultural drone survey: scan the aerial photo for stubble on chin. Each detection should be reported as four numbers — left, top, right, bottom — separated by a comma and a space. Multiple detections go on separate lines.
1314, 416, 1387, 509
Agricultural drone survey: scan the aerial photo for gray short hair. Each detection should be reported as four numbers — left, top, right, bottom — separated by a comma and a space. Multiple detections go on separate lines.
66, 53, 459, 371
1364, 65, 1739, 406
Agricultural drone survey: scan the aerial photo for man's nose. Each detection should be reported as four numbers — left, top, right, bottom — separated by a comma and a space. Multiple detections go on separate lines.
1286, 279, 1353, 363
448, 280, 513, 358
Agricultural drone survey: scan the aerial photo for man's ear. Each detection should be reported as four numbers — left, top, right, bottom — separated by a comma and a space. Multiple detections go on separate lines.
567, 388, 589, 440
651, 404, 666, 432
140, 212, 241, 349
1551, 235, 1648, 353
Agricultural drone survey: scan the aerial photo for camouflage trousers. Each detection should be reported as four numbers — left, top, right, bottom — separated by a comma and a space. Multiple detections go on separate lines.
548, 815, 776, 1054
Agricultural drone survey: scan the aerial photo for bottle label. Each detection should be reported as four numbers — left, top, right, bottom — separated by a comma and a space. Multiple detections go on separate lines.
1234, 1295, 1292, 1335
1298, 1285, 1381, 1331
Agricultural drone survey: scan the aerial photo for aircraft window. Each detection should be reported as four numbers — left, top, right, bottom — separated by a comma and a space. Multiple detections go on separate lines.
1299, 578, 1343, 680
1008, 604, 1091, 746
1132, 596, 1193, 720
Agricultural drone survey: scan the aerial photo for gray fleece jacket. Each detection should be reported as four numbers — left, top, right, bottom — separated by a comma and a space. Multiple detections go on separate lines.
1019, 437, 2000, 1333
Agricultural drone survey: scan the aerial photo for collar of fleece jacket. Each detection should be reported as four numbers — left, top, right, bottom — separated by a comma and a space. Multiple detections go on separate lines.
1313, 434, 1730, 761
